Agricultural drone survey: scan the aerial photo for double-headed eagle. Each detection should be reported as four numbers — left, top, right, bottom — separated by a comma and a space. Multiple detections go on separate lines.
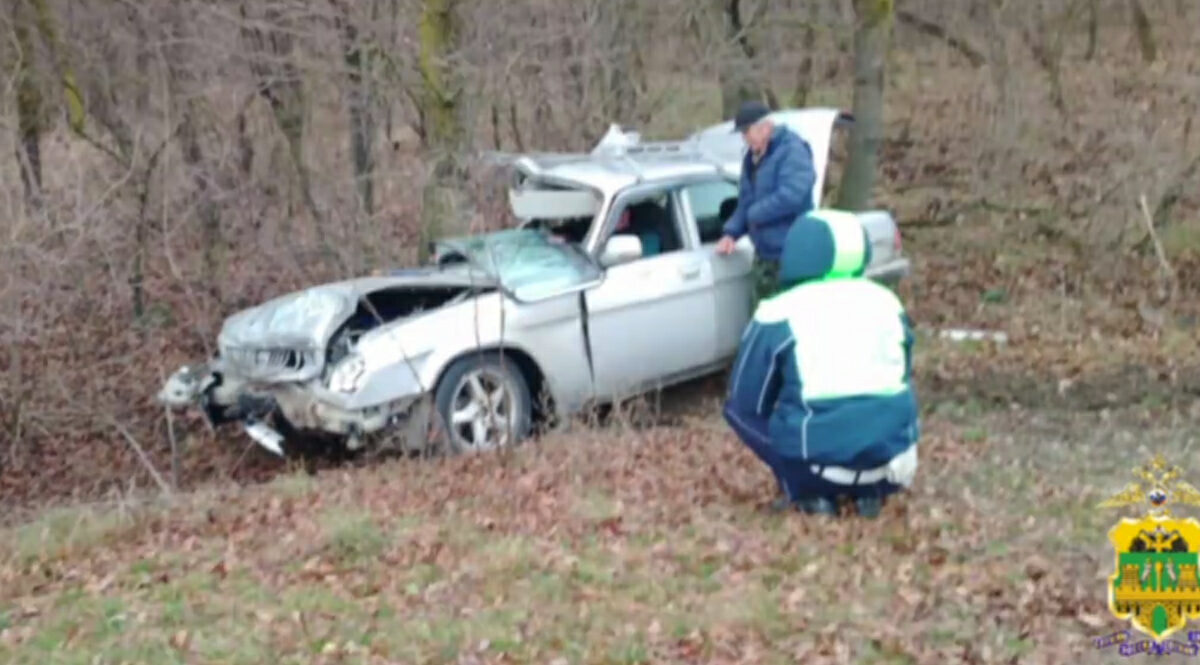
1099, 453, 1200, 515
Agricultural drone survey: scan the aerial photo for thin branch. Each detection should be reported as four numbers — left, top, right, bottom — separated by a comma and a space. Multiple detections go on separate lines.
1137, 193, 1177, 301
896, 9, 985, 67
110, 417, 174, 498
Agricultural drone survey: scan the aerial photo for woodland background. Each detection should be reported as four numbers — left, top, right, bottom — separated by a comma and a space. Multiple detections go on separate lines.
3, 1, 1200, 663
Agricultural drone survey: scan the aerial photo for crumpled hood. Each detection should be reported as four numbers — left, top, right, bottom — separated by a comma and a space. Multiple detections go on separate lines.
778, 209, 873, 287
218, 286, 359, 352
216, 266, 493, 353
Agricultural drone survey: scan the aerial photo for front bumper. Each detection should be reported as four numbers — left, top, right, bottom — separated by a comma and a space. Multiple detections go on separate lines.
159, 364, 426, 457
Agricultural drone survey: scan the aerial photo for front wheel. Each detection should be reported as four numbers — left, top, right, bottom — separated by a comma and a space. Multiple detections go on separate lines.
433, 352, 532, 455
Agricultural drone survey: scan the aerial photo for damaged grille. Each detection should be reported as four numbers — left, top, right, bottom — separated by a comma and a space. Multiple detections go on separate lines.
221, 346, 319, 379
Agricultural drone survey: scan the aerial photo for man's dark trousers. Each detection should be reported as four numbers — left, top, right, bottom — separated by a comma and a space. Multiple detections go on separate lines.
751, 257, 780, 307
726, 409, 900, 503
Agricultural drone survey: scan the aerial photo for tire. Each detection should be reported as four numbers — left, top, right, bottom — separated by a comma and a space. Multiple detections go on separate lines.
432, 351, 533, 455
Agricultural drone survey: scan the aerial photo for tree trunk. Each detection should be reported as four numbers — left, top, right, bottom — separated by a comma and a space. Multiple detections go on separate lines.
236, 108, 254, 176
241, 2, 329, 265
1018, 6, 1067, 119
12, 0, 45, 210
338, 5, 375, 221
792, 7, 817, 107
836, 0, 893, 211
28, 0, 85, 134
718, 0, 767, 118
1128, 0, 1156, 63
1085, 0, 1099, 61
168, 5, 223, 302
14, 0, 85, 212
417, 0, 467, 263
605, 0, 643, 126
981, 0, 1015, 190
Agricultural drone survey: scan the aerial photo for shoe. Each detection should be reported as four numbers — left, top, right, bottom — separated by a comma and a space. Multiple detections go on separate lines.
797, 497, 837, 516
855, 495, 883, 518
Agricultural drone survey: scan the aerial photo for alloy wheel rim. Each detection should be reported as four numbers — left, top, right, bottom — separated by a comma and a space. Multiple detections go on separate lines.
449, 368, 515, 451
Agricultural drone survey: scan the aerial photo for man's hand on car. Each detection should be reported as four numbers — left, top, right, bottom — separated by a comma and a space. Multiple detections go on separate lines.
716, 235, 737, 255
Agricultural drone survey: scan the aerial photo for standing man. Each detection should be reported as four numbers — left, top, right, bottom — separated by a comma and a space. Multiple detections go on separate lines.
722, 209, 920, 518
715, 100, 817, 304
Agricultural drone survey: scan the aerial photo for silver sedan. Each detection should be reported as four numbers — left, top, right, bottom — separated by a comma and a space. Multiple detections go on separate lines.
157, 107, 912, 458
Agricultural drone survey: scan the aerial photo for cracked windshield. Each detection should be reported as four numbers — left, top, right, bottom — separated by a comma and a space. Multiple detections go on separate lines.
456, 229, 601, 300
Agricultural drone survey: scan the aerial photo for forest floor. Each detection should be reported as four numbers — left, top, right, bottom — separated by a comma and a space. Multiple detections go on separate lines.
2, 328, 1199, 663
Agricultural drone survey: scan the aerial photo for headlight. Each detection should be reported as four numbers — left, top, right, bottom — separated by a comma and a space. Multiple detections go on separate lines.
328, 354, 367, 393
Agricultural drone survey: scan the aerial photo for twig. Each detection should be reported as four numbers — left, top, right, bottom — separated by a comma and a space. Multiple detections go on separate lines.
228, 439, 262, 479
1138, 193, 1177, 301
158, 365, 181, 490
110, 417, 174, 498
895, 10, 985, 68
1152, 151, 1200, 229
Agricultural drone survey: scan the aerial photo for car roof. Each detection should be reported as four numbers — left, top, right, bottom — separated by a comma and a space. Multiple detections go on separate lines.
512, 151, 726, 197
502, 106, 849, 200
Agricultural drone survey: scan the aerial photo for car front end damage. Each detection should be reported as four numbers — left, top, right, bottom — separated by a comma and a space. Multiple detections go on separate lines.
157, 270, 494, 457
159, 344, 435, 458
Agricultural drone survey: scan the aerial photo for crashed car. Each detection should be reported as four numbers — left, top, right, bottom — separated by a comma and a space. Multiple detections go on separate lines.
158, 107, 913, 457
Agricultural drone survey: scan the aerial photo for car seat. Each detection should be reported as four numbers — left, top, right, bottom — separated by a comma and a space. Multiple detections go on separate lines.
627, 201, 678, 256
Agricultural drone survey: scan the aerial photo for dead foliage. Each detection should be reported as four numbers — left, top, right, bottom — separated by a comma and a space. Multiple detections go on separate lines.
2, 405, 1192, 663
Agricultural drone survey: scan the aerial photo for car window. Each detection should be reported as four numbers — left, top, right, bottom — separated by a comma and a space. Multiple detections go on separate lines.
444, 229, 601, 301
601, 191, 686, 259
681, 180, 740, 244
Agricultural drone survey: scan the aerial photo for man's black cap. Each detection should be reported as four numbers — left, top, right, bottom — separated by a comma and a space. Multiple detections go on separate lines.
732, 100, 771, 133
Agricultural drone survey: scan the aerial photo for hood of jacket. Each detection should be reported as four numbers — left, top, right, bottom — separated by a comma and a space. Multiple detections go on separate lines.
778, 208, 872, 288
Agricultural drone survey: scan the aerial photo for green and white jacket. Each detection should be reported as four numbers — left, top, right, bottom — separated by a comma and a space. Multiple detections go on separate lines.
722, 209, 920, 477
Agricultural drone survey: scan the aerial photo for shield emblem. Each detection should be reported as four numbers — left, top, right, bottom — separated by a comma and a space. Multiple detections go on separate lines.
1108, 515, 1200, 639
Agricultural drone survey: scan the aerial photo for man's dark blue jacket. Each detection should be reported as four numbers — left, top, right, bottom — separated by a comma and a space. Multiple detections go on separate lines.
721, 126, 816, 263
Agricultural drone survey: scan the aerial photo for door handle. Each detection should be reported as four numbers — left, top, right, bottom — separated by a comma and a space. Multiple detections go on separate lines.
678, 262, 702, 279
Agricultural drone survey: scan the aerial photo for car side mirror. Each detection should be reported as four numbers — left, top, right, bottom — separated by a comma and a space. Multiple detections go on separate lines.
600, 235, 642, 267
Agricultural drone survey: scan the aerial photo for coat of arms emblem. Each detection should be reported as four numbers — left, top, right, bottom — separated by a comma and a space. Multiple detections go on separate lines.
1100, 454, 1200, 642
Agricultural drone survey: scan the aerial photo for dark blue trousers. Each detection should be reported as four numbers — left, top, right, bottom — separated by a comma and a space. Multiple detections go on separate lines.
724, 406, 900, 502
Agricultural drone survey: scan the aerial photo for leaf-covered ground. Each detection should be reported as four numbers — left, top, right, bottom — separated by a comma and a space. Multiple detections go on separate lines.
3, 362, 1197, 664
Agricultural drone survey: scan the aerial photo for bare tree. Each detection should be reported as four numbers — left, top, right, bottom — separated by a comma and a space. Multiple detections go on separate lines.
240, 2, 329, 261
12, 0, 45, 210
1127, 0, 1156, 63
835, 0, 894, 211
10, 0, 85, 212
1085, 0, 1099, 60
416, 0, 468, 262
600, 0, 647, 126
717, 0, 770, 117
166, 2, 226, 302
332, 0, 377, 222
1018, 0, 1091, 119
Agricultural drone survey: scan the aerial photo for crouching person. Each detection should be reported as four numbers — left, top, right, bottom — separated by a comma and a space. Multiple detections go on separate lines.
722, 209, 919, 517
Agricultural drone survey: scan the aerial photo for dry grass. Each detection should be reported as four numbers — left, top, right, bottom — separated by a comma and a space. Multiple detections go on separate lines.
2, 396, 1196, 664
